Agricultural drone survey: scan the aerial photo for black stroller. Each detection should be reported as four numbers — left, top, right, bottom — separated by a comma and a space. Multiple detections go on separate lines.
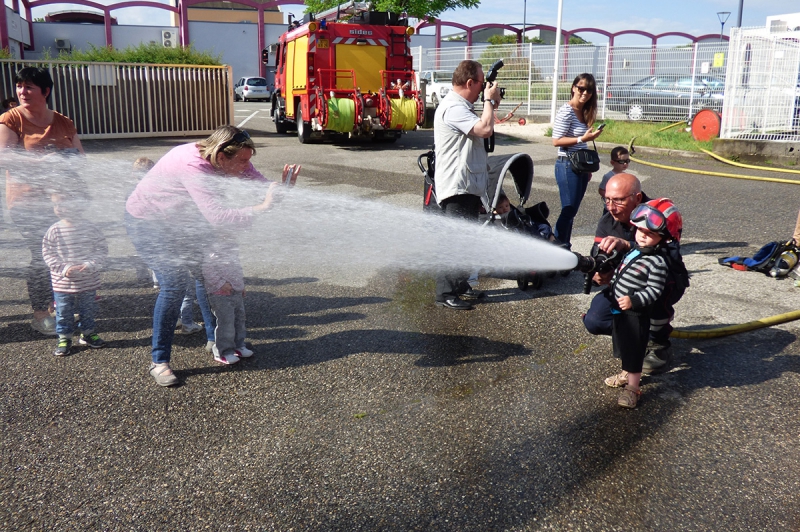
419, 149, 556, 291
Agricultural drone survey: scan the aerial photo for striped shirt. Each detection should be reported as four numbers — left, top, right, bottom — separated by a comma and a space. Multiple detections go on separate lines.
552, 103, 589, 157
611, 248, 668, 310
42, 219, 108, 293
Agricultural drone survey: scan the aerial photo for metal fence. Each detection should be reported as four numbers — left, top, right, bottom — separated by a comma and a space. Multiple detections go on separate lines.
412, 42, 731, 123
1, 60, 235, 139
721, 27, 800, 142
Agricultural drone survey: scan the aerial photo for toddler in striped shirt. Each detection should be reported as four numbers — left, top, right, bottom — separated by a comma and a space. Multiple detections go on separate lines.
602, 199, 686, 409
42, 188, 108, 356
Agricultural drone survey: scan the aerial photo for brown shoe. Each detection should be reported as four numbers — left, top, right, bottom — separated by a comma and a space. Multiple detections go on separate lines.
617, 385, 641, 408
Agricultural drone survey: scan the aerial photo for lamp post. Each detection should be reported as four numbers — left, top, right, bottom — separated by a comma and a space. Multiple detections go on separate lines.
717, 11, 731, 41
522, 0, 526, 43
736, 0, 743, 28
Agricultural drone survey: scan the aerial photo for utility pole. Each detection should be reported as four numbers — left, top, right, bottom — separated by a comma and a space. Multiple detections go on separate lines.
522, 0, 526, 43
549, 0, 564, 123
736, 0, 743, 27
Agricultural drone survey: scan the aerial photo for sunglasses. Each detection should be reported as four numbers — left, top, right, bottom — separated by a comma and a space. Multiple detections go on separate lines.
613, 158, 631, 164
574, 85, 591, 94
603, 193, 634, 206
630, 204, 666, 233
221, 130, 251, 150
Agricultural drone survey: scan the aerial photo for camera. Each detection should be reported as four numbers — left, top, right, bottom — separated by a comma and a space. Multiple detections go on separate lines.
484, 59, 506, 99
573, 248, 620, 294
482, 59, 505, 153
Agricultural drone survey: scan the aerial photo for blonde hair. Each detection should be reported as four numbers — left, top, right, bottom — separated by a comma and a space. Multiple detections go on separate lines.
132, 157, 155, 172
196, 125, 257, 168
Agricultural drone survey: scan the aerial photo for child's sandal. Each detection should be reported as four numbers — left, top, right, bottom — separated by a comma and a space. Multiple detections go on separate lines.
604, 371, 628, 388
617, 385, 641, 408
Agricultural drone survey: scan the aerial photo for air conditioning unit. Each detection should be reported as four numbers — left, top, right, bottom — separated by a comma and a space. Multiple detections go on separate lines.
55, 38, 71, 51
769, 20, 788, 33
161, 30, 177, 48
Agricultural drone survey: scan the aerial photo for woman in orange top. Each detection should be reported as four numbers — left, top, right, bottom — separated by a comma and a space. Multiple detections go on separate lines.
0, 67, 84, 335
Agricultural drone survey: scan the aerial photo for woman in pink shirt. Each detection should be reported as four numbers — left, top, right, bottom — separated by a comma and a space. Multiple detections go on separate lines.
125, 125, 299, 387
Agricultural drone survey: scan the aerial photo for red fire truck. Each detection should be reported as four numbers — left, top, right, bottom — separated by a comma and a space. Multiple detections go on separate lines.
268, 1, 424, 143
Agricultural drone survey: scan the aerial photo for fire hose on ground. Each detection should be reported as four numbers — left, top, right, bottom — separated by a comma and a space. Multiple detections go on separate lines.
622, 136, 800, 339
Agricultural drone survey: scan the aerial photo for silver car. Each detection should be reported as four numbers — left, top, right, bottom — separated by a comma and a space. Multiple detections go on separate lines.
234, 76, 271, 102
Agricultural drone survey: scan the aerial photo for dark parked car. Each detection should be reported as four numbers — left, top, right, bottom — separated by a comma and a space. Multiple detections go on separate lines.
605, 74, 725, 121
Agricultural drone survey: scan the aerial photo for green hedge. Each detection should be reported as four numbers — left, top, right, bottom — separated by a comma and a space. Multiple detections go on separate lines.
50, 43, 222, 65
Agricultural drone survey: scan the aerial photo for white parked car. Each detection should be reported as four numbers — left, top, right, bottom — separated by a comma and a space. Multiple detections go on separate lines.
234, 76, 271, 102
419, 70, 453, 107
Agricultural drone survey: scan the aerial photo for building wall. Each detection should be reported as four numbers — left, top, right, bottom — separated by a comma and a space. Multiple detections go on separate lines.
5, 6, 30, 59
30, 22, 106, 56
185, 8, 283, 24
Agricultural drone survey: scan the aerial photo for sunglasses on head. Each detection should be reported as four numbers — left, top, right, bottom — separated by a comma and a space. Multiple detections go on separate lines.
630, 204, 666, 233
222, 130, 251, 150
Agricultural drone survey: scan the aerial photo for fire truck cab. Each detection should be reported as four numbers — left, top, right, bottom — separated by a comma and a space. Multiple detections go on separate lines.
269, 1, 424, 143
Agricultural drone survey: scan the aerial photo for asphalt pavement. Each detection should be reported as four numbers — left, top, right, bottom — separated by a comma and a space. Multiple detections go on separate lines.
1, 103, 800, 531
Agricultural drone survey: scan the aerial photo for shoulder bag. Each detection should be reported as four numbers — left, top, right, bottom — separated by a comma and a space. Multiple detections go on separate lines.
568, 140, 600, 174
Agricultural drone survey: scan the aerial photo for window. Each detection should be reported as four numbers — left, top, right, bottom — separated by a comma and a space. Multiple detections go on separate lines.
432, 71, 452, 83
246, 78, 267, 86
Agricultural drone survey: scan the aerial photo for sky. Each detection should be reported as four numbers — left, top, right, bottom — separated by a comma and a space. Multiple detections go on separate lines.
17, 0, 800, 44
433, 0, 800, 44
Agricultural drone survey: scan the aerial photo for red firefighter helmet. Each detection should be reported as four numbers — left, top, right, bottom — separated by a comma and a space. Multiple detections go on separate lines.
630, 198, 683, 242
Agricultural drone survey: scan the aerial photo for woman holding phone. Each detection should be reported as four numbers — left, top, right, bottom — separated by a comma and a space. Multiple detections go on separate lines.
125, 125, 300, 386
551, 73, 604, 250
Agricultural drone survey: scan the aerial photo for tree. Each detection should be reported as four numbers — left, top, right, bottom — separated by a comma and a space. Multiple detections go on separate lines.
487, 34, 546, 45
303, 0, 481, 20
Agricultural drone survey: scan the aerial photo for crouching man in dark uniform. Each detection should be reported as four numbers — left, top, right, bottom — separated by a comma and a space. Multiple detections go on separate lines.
582, 173, 676, 372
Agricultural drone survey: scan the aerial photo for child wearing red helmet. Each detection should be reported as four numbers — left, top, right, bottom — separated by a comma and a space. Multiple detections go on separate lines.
603, 198, 682, 408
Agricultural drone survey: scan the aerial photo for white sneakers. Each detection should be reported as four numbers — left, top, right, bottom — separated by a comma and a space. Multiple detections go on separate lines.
178, 322, 204, 335
235, 346, 254, 358
213, 352, 240, 365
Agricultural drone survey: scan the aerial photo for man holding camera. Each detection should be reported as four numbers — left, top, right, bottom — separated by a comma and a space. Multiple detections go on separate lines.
433, 60, 502, 310
582, 173, 675, 373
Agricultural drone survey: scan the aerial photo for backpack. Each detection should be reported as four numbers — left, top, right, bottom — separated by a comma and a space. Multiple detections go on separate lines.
718, 241, 793, 275
660, 240, 690, 306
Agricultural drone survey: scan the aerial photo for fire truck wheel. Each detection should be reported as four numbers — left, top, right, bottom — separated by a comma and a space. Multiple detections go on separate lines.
297, 109, 312, 144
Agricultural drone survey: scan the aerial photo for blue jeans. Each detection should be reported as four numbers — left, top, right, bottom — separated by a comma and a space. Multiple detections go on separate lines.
180, 278, 196, 326
125, 213, 216, 365
194, 279, 216, 341
180, 277, 215, 340
553, 158, 589, 249
54, 290, 97, 337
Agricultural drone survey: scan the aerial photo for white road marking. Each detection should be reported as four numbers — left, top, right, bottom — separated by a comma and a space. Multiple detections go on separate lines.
237, 111, 260, 128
